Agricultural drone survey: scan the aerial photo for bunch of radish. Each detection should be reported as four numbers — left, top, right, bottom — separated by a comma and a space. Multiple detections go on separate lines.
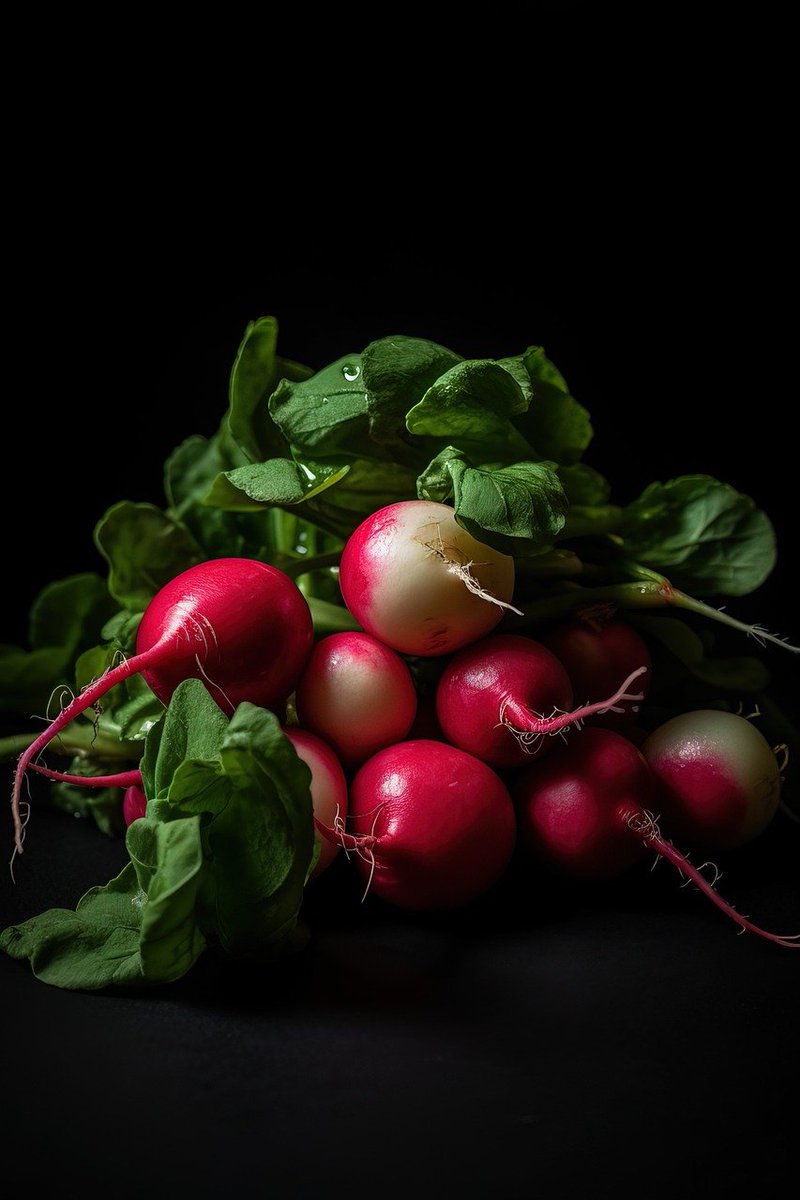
13, 499, 797, 949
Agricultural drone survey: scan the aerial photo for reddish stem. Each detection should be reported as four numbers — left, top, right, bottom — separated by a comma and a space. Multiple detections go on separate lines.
10, 643, 166, 854
28, 763, 144, 790
502, 665, 648, 742
630, 814, 800, 949
314, 816, 377, 853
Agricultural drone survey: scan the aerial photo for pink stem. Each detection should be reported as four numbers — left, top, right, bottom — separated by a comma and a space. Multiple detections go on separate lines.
28, 763, 144, 790
635, 820, 800, 949
10, 643, 166, 854
502, 665, 648, 740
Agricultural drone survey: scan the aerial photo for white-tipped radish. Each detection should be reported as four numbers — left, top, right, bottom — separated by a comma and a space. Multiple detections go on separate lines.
284, 727, 348, 877
338, 500, 517, 657
642, 709, 783, 851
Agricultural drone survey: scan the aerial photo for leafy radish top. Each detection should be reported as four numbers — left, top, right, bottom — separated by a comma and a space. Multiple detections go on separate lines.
1, 314, 797, 989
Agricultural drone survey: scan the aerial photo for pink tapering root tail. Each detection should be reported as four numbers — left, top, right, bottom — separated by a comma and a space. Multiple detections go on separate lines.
628, 810, 800, 949
501, 664, 648, 749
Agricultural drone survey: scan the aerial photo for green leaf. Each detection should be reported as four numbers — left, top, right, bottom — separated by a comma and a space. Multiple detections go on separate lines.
0, 862, 145, 990
406, 360, 532, 459
204, 458, 351, 511
557, 463, 611, 506
417, 448, 568, 555
140, 678, 229, 802
632, 614, 771, 692
50, 755, 127, 837
0, 574, 117, 716
619, 475, 777, 596
361, 334, 462, 448
94, 501, 204, 611
268, 355, 373, 458
503, 346, 593, 465
227, 316, 312, 463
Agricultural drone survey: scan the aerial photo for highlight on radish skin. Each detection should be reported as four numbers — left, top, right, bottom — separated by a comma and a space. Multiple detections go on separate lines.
10, 558, 314, 856
513, 726, 799, 948
642, 709, 783, 852
435, 633, 648, 770
338, 500, 518, 657
294, 632, 417, 767
318, 738, 517, 910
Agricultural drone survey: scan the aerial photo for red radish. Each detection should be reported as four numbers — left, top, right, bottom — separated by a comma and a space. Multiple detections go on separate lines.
284, 727, 348, 877
123, 783, 147, 826
11, 557, 314, 854
294, 632, 417, 767
541, 612, 652, 728
642, 709, 783, 851
435, 633, 648, 770
318, 739, 516, 910
514, 726, 799, 948
338, 499, 518, 657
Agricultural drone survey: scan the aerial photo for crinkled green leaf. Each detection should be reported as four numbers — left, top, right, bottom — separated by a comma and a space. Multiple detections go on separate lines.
227, 315, 312, 464
417, 447, 568, 555
361, 334, 462, 448
140, 678, 229, 802
50, 755, 126, 837
503, 346, 593, 466
94, 501, 203, 611
204, 458, 351, 511
268, 355, 373, 458
406, 360, 532, 460
619, 475, 776, 596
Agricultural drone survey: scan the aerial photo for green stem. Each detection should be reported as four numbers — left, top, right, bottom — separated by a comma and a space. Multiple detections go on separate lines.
306, 596, 361, 634
283, 551, 342, 580
0, 722, 142, 764
556, 505, 623, 541
514, 579, 800, 653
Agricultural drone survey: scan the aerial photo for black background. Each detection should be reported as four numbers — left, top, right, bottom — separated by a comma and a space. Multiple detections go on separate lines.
2, 22, 798, 1198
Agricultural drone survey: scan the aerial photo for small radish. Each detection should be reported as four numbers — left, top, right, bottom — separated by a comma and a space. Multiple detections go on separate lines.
338, 499, 518, 657
11, 557, 314, 854
284, 727, 349, 877
294, 632, 417, 767
318, 738, 516, 910
642, 709, 783, 851
541, 611, 652, 728
123, 783, 147, 826
436, 633, 648, 770
514, 726, 798, 948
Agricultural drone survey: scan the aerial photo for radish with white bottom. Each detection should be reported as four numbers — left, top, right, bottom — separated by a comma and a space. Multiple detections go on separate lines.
513, 726, 799, 948
642, 709, 784, 852
338, 500, 518, 657
10, 557, 314, 855
436, 633, 648, 770
294, 632, 417, 767
317, 738, 517, 910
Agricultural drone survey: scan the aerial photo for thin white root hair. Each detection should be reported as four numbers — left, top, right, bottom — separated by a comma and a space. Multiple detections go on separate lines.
773, 743, 790, 777
746, 622, 800, 653
420, 524, 524, 616
9, 800, 30, 883
194, 654, 236, 714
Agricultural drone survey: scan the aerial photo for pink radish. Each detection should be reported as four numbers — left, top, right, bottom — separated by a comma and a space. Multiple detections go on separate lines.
123, 783, 147, 826
284, 727, 348, 877
435, 633, 648, 770
294, 632, 417, 767
318, 738, 516, 910
338, 500, 518, 657
642, 709, 783, 851
514, 726, 799, 948
11, 557, 314, 854
541, 613, 652, 729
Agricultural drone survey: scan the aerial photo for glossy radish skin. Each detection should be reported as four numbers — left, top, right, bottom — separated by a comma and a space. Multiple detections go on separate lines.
294, 632, 417, 767
515, 727, 653, 879
436, 633, 647, 771
284, 728, 348, 877
11, 558, 314, 853
123, 784, 147, 826
542, 617, 652, 729
332, 739, 516, 910
338, 500, 517, 657
642, 709, 782, 851
515, 727, 799, 948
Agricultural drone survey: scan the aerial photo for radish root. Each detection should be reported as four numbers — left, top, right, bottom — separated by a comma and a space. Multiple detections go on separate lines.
499, 666, 648, 752
626, 809, 800, 949
420, 525, 523, 616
